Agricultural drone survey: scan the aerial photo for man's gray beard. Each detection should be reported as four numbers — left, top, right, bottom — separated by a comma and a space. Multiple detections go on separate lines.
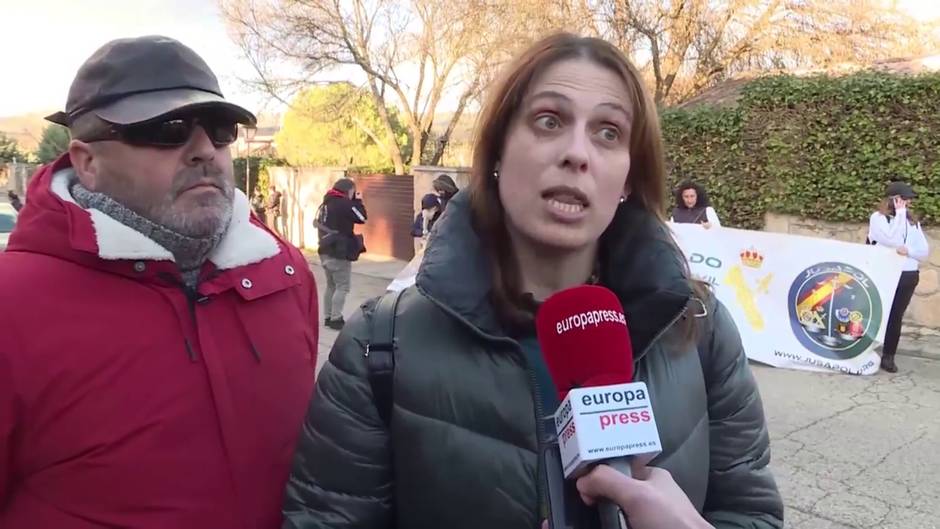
145, 192, 234, 239
107, 163, 236, 239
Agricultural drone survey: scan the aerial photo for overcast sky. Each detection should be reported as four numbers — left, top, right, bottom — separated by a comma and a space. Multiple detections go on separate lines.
0, 0, 267, 117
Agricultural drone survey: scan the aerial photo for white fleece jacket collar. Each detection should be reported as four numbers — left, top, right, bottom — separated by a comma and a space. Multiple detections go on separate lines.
51, 169, 281, 270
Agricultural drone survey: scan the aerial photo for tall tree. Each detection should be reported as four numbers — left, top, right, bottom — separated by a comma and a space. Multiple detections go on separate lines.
221, 0, 547, 173
0, 133, 22, 163
35, 124, 70, 164
275, 83, 409, 169
222, 0, 938, 171
596, 0, 938, 104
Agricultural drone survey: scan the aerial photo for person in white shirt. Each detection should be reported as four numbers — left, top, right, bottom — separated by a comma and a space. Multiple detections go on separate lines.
867, 181, 930, 373
670, 181, 721, 228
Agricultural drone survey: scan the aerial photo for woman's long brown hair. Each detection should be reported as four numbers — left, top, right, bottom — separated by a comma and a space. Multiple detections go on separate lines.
468, 33, 703, 334
878, 197, 919, 225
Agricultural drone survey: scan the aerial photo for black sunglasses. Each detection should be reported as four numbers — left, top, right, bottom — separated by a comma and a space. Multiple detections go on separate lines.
82, 115, 239, 148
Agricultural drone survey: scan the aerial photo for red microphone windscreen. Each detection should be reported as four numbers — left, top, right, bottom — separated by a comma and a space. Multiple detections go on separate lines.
535, 285, 634, 401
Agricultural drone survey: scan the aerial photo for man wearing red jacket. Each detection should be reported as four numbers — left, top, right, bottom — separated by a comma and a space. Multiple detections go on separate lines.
0, 36, 317, 528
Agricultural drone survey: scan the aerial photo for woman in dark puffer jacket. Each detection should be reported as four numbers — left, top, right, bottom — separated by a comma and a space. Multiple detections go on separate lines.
282, 33, 783, 529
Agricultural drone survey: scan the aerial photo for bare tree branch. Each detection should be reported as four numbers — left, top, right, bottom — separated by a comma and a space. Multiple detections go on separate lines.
595, 0, 936, 104
221, 0, 939, 169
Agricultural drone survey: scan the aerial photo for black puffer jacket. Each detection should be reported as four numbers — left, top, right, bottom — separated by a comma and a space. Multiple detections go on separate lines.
283, 192, 783, 529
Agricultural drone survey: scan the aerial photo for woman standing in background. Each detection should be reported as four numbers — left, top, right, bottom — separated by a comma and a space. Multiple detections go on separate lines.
670, 181, 721, 229
868, 181, 930, 373
429, 173, 459, 230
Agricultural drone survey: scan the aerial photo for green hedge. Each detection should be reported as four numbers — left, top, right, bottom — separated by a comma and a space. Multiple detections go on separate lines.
662, 72, 940, 229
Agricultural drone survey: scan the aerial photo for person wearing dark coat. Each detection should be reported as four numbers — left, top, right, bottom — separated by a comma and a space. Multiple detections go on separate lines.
264, 185, 283, 234
283, 33, 782, 529
429, 173, 459, 232
670, 181, 721, 228
316, 178, 367, 330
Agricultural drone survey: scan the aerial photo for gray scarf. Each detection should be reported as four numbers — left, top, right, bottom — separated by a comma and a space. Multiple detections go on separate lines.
70, 181, 226, 288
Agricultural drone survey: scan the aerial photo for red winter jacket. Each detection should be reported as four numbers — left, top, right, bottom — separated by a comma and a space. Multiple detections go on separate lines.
0, 156, 318, 528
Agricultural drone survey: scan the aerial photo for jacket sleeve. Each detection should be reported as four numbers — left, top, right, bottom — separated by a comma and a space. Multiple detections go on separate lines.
868, 211, 907, 248
706, 207, 722, 228
422, 208, 436, 238
908, 225, 929, 263
282, 308, 392, 529
699, 299, 784, 529
350, 199, 367, 224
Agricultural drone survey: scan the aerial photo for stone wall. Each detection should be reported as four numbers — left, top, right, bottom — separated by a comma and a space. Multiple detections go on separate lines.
764, 213, 940, 355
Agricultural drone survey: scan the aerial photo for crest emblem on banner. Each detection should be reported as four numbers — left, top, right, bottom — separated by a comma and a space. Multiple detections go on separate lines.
788, 262, 884, 360
721, 247, 773, 331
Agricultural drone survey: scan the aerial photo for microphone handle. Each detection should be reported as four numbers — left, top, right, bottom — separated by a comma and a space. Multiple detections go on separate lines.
598, 458, 632, 529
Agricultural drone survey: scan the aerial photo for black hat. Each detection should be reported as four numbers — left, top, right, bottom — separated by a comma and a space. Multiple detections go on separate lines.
885, 181, 917, 199
46, 35, 256, 127
421, 193, 441, 210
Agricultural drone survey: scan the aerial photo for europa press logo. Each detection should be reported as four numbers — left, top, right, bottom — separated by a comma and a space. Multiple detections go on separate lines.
787, 262, 883, 360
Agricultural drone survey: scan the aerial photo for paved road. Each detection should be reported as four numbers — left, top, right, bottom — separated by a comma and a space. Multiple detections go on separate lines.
308, 257, 396, 374
760, 358, 940, 529
308, 257, 940, 529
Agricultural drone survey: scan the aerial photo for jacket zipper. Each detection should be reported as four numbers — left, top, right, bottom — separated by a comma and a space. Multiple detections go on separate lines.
519, 348, 548, 525
182, 286, 202, 361
158, 272, 203, 361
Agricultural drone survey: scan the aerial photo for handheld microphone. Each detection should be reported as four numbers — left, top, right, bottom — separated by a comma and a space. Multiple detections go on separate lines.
536, 285, 662, 529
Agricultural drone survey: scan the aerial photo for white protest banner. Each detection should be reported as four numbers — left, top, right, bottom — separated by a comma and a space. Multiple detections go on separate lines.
669, 223, 906, 375
388, 223, 906, 375
388, 249, 422, 292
